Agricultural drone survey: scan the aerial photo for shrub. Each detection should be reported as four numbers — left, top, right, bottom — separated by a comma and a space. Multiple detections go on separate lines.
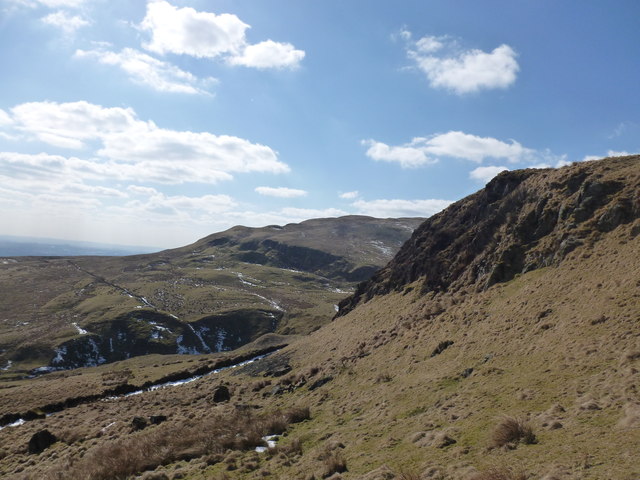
491, 417, 537, 448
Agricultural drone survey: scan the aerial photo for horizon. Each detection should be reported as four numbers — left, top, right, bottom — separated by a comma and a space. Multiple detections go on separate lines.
1, 0, 638, 249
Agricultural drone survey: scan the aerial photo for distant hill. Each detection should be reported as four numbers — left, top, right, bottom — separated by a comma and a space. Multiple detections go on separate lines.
0, 235, 158, 256
0, 216, 423, 374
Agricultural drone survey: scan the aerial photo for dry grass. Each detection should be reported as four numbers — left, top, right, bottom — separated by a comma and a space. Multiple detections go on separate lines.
40, 407, 309, 480
490, 416, 536, 448
470, 466, 528, 480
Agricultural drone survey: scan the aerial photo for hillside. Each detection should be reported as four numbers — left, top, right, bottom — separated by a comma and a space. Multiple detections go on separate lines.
0, 156, 638, 480
0, 216, 422, 376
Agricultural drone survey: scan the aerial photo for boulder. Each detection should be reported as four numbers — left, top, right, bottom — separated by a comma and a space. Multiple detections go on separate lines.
212, 385, 231, 403
28, 429, 57, 454
131, 416, 148, 431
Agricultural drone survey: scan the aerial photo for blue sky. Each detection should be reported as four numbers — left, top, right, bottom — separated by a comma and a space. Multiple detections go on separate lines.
1, 0, 638, 249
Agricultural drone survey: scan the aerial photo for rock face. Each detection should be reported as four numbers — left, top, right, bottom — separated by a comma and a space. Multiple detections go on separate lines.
338, 156, 640, 316
28, 430, 57, 454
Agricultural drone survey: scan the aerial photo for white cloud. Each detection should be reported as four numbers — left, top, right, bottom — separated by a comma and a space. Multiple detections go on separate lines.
469, 165, 509, 183
75, 48, 216, 95
255, 186, 307, 198
415, 35, 445, 53
339, 191, 359, 199
140, 1, 304, 70
362, 139, 435, 168
0, 109, 12, 126
421, 131, 531, 163
363, 131, 533, 167
404, 31, 519, 94
352, 198, 451, 218
41, 10, 90, 35
8, 100, 289, 181
228, 40, 305, 69
141, 1, 248, 58
607, 150, 633, 157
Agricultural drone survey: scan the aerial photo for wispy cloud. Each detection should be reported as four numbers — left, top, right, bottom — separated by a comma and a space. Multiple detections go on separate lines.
255, 186, 308, 198
339, 191, 359, 199
75, 48, 217, 95
41, 10, 90, 35
363, 131, 534, 168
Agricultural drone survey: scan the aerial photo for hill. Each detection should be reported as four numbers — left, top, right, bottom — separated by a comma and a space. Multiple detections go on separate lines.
0, 156, 638, 480
0, 216, 422, 376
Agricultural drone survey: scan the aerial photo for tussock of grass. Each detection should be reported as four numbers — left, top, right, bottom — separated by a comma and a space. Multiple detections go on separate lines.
490, 416, 537, 448
41, 407, 310, 480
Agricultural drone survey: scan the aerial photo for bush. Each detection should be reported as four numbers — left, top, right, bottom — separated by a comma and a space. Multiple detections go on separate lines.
491, 417, 537, 448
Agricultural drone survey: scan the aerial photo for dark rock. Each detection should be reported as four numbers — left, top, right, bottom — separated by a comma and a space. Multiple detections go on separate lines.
271, 385, 284, 396
131, 416, 148, 431
436, 434, 457, 448
28, 429, 57, 454
308, 376, 333, 391
212, 385, 231, 403
149, 415, 167, 425
460, 368, 474, 378
430, 340, 454, 357
597, 199, 632, 232
265, 365, 292, 377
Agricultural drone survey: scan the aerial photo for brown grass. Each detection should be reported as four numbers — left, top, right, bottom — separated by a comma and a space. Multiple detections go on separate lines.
490, 416, 537, 448
41, 407, 310, 480
470, 466, 528, 480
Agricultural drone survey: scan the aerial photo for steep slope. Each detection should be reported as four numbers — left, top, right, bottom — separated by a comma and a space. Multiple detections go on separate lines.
339, 156, 639, 315
0, 157, 637, 480
0, 216, 422, 375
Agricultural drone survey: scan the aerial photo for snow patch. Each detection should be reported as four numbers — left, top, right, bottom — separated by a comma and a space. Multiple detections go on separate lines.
176, 335, 200, 355
0, 418, 25, 431
72, 322, 88, 335
214, 329, 227, 352
250, 293, 284, 311
188, 324, 212, 353
1, 360, 12, 371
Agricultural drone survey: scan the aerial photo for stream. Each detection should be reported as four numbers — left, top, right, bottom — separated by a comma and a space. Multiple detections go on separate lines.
0, 347, 282, 432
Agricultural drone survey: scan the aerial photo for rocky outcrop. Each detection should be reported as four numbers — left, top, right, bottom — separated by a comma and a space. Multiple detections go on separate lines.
338, 157, 640, 316
43, 308, 282, 371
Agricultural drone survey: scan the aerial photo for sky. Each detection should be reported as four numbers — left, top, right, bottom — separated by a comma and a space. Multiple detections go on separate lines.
0, 0, 639, 250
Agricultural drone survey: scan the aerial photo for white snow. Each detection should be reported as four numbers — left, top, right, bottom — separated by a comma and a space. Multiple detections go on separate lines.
255, 435, 279, 453
214, 328, 227, 352
187, 324, 212, 353
250, 293, 284, 311
1, 360, 12, 371
0, 418, 25, 431
72, 322, 89, 335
